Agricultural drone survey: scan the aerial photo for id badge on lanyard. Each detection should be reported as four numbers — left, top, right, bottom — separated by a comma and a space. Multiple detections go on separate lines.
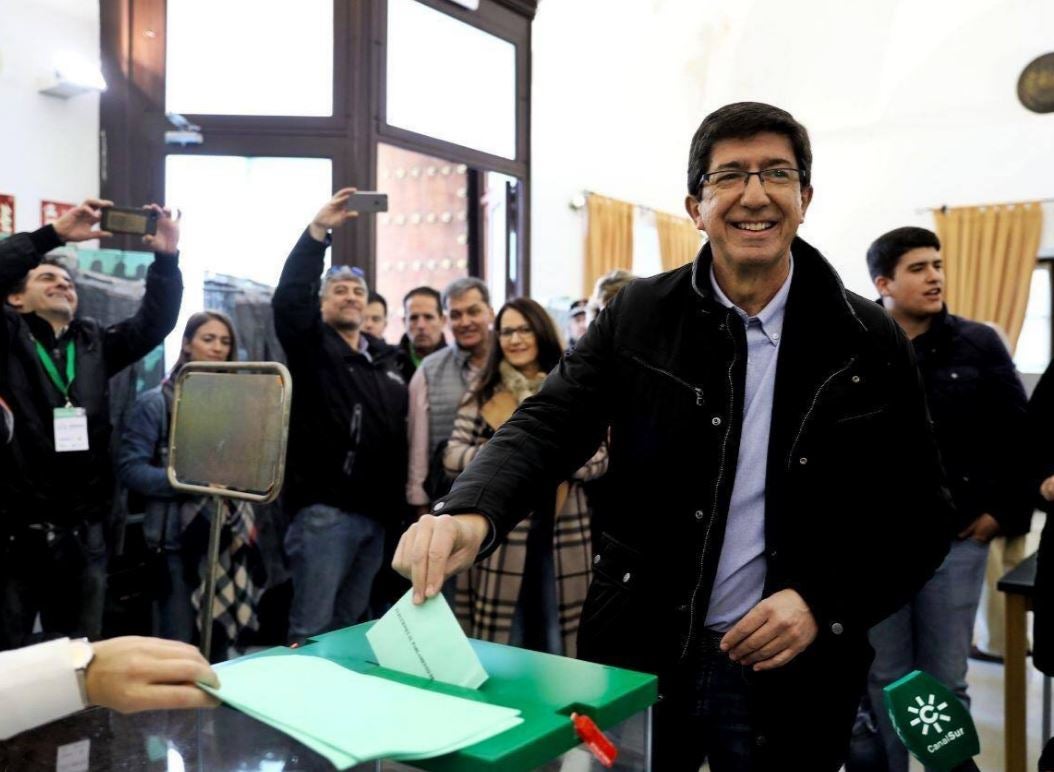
35, 338, 89, 453
54, 406, 89, 451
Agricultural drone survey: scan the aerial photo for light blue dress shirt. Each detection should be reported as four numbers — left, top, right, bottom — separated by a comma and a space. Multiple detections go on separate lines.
704, 258, 793, 632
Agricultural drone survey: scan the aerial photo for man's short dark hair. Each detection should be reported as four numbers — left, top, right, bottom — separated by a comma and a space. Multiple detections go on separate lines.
866, 227, 942, 281
403, 286, 442, 316
686, 102, 813, 195
367, 291, 388, 316
8, 255, 74, 296
442, 277, 490, 309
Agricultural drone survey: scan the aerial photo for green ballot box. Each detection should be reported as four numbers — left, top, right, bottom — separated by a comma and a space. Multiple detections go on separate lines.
1, 622, 657, 771
231, 621, 659, 771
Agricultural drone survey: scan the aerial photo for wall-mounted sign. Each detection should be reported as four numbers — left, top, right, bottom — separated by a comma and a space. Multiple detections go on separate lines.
1018, 52, 1054, 114
0, 194, 14, 239
41, 200, 75, 227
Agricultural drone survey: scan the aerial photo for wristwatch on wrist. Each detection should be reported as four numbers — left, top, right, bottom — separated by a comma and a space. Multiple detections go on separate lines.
70, 638, 95, 708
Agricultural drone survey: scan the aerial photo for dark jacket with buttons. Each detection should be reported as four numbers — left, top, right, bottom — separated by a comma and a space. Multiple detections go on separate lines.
907, 306, 1031, 537
435, 236, 952, 767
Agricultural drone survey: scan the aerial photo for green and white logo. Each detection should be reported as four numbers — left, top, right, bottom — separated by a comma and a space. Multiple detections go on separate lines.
906, 693, 952, 736
883, 671, 980, 771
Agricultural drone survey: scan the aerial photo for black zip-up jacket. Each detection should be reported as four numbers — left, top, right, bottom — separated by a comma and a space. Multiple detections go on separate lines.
0, 225, 183, 527
272, 230, 408, 522
908, 305, 1031, 537
433, 236, 952, 767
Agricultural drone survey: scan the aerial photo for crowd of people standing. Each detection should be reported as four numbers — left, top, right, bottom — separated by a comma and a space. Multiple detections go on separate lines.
3, 101, 1054, 770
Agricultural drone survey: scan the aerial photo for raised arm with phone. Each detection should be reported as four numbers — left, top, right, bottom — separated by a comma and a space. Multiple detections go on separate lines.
272, 189, 409, 644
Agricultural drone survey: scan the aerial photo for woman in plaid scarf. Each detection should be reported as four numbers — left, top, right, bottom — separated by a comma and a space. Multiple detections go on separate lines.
118, 311, 264, 652
444, 298, 606, 656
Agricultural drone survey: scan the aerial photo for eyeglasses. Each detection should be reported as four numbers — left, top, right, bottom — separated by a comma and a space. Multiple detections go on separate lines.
498, 325, 535, 340
699, 168, 804, 193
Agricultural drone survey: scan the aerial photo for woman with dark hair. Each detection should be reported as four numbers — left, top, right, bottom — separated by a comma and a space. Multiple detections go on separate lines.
444, 298, 607, 656
117, 311, 248, 646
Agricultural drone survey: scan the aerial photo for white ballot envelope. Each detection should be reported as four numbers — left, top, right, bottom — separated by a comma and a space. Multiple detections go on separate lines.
366, 590, 488, 689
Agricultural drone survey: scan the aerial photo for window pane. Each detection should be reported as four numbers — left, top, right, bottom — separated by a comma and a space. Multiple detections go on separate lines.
483, 171, 517, 311
1015, 264, 1052, 374
387, 0, 516, 159
164, 155, 332, 364
166, 0, 332, 116
376, 143, 469, 344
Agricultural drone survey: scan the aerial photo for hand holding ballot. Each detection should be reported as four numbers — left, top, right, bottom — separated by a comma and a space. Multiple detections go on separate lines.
367, 590, 488, 689
392, 513, 490, 603
89, 637, 219, 713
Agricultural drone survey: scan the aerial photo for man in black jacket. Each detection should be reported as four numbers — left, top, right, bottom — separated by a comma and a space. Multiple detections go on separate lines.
273, 189, 409, 642
864, 225, 1030, 771
0, 199, 183, 650
393, 103, 952, 770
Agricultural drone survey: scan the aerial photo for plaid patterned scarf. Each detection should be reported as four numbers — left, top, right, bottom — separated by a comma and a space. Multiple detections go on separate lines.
190, 499, 267, 647
448, 368, 608, 657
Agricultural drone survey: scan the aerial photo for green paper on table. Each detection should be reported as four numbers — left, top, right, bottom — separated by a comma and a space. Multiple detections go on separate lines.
366, 589, 489, 689
200, 655, 521, 769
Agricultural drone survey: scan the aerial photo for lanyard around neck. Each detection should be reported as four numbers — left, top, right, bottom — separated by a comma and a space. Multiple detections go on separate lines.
34, 339, 76, 404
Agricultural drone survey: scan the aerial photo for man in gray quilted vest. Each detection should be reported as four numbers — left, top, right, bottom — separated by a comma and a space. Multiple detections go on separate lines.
406, 277, 494, 516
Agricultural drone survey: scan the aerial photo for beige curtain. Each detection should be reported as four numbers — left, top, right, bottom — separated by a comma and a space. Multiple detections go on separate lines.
656, 212, 703, 272
933, 202, 1044, 352
584, 194, 634, 294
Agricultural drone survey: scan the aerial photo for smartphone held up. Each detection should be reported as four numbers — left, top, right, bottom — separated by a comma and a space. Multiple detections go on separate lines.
345, 191, 389, 214
100, 206, 159, 236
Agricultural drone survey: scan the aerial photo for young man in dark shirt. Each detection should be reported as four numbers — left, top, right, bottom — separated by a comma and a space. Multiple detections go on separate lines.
865, 225, 1031, 772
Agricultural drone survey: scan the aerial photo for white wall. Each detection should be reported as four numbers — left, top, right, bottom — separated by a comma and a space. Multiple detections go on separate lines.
3, 0, 1050, 306
530, 0, 1054, 302
0, 0, 99, 231
530, 0, 709, 303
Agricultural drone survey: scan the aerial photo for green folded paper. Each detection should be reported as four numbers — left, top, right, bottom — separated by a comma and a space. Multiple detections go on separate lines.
201, 654, 521, 769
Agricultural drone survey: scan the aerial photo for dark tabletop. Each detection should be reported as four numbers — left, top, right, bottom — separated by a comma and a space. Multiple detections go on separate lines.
997, 551, 1038, 595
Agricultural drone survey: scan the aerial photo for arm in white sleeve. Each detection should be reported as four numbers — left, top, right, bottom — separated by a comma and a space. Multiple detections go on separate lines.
0, 638, 85, 740
406, 367, 432, 506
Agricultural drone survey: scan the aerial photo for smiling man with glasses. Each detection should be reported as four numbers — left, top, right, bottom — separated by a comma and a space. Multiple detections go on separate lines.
394, 103, 952, 770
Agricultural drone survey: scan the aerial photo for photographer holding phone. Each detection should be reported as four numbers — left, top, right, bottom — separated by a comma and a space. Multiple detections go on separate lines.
0, 199, 183, 651
273, 188, 409, 642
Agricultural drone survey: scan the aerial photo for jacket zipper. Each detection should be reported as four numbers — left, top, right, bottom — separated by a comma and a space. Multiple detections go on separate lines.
342, 403, 364, 477
680, 320, 736, 660
786, 357, 856, 470
628, 354, 705, 406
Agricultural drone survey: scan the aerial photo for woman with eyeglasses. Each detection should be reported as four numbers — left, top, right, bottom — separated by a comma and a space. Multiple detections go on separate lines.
444, 298, 607, 656
117, 311, 264, 654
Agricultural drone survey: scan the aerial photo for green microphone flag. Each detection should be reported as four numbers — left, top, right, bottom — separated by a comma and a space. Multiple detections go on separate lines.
883, 670, 980, 771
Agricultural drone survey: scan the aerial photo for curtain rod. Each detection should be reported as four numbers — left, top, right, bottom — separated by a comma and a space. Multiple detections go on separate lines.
569, 189, 669, 214
915, 197, 1054, 215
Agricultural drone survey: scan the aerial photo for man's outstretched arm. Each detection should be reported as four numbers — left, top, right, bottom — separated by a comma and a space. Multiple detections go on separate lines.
103, 205, 184, 376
